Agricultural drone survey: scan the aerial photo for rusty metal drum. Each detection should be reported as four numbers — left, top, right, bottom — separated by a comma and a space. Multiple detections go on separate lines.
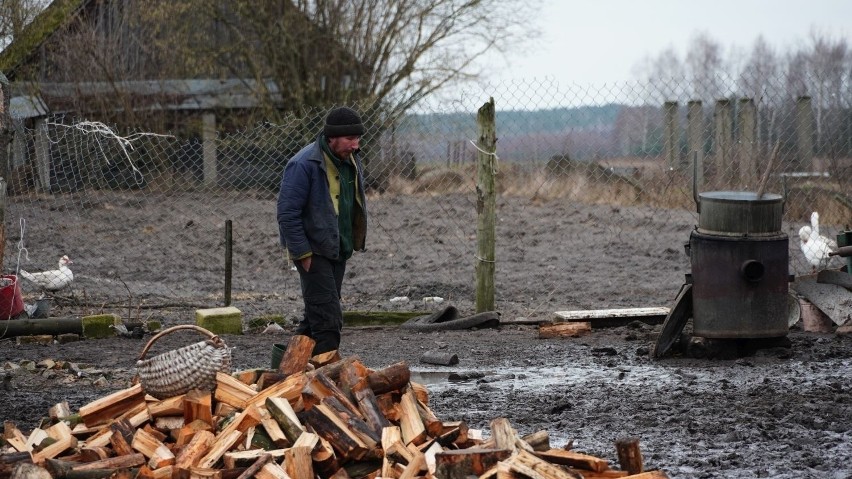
689, 230, 790, 338
696, 191, 784, 235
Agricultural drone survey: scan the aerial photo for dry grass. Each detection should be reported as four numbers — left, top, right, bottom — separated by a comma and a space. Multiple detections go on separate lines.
375, 155, 852, 226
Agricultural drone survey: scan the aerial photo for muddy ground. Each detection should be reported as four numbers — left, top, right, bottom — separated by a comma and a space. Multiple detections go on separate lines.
0, 192, 850, 479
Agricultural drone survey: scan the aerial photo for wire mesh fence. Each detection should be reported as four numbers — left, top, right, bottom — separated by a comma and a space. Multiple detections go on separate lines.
4, 77, 850, 325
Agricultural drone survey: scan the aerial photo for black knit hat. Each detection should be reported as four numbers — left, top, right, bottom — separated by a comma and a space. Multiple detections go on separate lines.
324, 107, 365, 137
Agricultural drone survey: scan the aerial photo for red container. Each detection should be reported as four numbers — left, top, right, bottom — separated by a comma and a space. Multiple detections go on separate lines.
0, 275, 26, 320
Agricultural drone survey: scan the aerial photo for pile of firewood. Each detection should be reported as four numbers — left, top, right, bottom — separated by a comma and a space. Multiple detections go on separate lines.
0, 335, 668, 478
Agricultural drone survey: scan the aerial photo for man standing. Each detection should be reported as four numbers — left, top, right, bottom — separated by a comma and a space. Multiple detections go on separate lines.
277, 107, 368, 355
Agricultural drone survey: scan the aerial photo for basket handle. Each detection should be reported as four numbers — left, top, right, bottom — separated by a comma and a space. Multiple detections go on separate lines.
138, 324, 224, 361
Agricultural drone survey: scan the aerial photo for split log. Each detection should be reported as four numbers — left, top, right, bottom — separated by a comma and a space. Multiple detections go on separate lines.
521, 430, 550, 451
174, 430, 214, 471
79, 384, 145, 427
32, 422, 77, 463
277, 335, 315, 376
147, 395, 185, 417
174, 419, 214, 448
70, 453, 145, 471
108, 420, 136, 456
244, 372, 307, 411
322, 396, 380, 447
366, 361, 410, 394
48, 402, 72, 421
283, 446, 313, 479
222, 449, 286, 469
338, 359, 369, 403
615, 436, 643, 475
310, 350, 342, 368
234, 453, 271, 479
508, 449, 582, 479
214, 373, 256, 409
354, 386, 392, 438
539, 322, 592, 339
534, 449, 609, 472
409, 381, 429, 405
398, 389, 426, 446
302, 373, 363, 418
311, 356, 362, 383
131, 428, 174, 469
434, 448, 512, 478
374, 392, 401, 422
183, 390, 213, 426
416, 399, 443, 438
196, 430, 243, 470
254, 461, 290, 479
153, 416, 184, 432
265, 397, 304, 445
299, 434, 339, 478
436, 421, 469, 447
257, 408, 289, 448
298, 403, 370, 460
398, 450, 426, 479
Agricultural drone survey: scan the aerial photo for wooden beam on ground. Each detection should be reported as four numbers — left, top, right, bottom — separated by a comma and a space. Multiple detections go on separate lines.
539, 322, 592, 339
553, 307, 670, 328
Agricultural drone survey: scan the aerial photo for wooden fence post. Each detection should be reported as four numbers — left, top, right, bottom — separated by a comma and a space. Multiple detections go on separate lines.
737, 98, 757, 187
0, 72, 11, 269
475, 98, 496, 313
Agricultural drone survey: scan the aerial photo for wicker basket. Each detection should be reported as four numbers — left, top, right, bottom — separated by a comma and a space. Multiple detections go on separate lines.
136, 325, 232, 399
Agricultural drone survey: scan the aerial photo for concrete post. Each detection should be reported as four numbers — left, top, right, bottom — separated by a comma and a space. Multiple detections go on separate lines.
737, 98, 757, 187
202, 113, 218, 188
713, 99, 733, 187
687, 100, 704, 190
795, 96, 814, 172
664, 101, 679, 170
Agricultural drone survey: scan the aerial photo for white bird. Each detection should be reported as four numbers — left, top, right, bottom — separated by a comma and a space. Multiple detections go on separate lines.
20, 255, 74, 291
798, 212, 837, 272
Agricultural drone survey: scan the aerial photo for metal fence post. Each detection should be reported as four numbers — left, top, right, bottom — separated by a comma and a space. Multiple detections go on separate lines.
475, 98, 496, 313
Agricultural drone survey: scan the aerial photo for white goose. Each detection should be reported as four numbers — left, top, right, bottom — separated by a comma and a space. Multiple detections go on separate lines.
20, 255, 74, 291
798, 212, 837, 272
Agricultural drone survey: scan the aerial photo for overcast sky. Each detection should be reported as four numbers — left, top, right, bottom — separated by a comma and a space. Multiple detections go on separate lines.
480, 0, 852, 87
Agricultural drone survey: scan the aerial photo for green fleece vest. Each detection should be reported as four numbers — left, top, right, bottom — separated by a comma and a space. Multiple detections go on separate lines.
321, 139, 357, 260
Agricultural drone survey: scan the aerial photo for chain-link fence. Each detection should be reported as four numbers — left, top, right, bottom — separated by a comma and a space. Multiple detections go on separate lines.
4, 77, 850, 324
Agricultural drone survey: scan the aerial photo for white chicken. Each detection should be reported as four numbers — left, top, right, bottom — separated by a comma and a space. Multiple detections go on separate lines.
798, 212, 837, 272
20, 255, 74, 292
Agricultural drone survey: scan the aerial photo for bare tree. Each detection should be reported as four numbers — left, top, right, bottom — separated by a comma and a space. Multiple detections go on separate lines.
0, 0, 48, 49
685, 32, 726, 102
738, 35, 781, 155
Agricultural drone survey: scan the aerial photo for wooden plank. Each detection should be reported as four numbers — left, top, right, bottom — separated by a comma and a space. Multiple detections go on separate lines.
553, 307, 669, 327
534, 449, 610, 472
278, 335, 316, 375
793, 276, 851, 326
79, 384, 145, 427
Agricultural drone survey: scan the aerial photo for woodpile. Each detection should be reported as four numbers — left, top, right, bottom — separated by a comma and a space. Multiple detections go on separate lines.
0, 335, 668, 479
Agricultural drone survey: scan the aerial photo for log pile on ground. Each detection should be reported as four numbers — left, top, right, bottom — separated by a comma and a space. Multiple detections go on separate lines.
0, 337, 669, 479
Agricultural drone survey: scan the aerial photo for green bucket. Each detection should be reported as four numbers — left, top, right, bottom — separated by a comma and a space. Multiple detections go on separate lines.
270, 343, 286, 370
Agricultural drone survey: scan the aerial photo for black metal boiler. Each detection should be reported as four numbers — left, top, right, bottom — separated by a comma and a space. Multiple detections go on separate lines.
689, 191, 789, 338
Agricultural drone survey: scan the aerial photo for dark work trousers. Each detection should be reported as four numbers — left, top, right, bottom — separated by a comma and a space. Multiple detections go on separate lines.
294, 255, 346, 355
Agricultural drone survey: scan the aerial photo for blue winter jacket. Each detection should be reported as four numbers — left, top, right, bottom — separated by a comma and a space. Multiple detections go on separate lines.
277, 134, 367, 261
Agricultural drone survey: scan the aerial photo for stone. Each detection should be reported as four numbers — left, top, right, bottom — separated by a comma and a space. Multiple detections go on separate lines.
195, 306, 243, 335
